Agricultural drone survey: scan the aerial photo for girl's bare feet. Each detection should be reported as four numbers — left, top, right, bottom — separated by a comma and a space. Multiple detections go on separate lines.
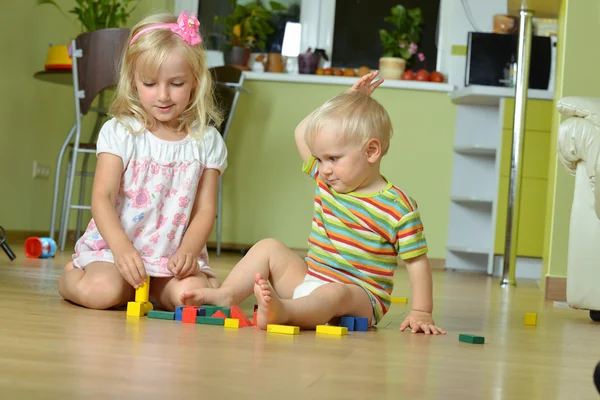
63, 261, 75, 273
253, 272, 288, 330
179, 287, 234, 307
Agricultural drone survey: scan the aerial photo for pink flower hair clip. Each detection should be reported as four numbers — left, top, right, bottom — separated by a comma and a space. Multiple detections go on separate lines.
130, 11, 202, 46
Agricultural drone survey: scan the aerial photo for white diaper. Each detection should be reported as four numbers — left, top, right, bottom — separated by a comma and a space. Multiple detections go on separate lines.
292, 275, 328, 299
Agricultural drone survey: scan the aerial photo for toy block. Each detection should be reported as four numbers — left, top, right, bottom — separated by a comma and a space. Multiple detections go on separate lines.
148, 310, 175, 320
201, 306, 219, 316
354, 317, 369, 331
459, 333, 485, 344
197, 308, 206, 316
340, 316, 355, 331
254, 304, 258, 312
391, 297, 408, 304
175, 306, 184, 321
211, 310, 228, 319
215, 307, 231, 317
224, 318, 240, 329
196, 316, 225, 325
316, 325, 348, 336
524, 313, 537, 326
126, 301, 153, 317
253, 312, 258, 326
182, 307, 199, 323
267, 324, 300, 335
134, 276, 150, 303
231, 305, 253, 327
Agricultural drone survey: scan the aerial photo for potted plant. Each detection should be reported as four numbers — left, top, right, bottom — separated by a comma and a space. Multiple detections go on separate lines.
37, 0, 139, 32
214, 0, 286, 66
378, 4, 423, 79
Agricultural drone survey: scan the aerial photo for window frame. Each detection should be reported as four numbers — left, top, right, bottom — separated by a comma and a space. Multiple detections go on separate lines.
175, 0, 448, 73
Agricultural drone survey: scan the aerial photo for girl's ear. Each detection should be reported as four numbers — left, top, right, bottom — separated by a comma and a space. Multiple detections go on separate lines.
365, 138, 382, 163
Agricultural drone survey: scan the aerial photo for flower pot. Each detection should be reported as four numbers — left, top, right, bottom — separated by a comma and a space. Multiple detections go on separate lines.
378, 57, 406, 80
223, 46, 251, 66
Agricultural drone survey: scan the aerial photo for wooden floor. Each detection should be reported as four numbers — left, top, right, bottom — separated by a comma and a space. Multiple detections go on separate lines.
1, 245, 599, 399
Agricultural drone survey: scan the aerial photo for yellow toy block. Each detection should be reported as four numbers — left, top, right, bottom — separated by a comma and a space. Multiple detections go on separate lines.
524, 312, 537, 326
135, 276, 150, 303
224, 318, 240, 329
126, 301, 153, 317
391, 297, 408, 304
267, 324, 300, 335
316, 325, 348, 336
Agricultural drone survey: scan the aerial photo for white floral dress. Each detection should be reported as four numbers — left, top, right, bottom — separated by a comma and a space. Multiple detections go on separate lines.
72, 118, 227, 277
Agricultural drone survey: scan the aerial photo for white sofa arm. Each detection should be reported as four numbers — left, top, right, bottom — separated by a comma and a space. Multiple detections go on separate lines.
557, 96, 600, 219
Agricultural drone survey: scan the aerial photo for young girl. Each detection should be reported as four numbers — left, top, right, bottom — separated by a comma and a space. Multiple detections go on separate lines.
58, 11, 227, 312
180, 72, 445, 335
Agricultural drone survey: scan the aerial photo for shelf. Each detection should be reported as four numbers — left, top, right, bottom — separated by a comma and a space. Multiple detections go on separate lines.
244, 72, 455, 92
450, 85, 554, 105
451, 196, 494, 204
447, 246, 491, 255
454, 145, 496, 156
507, 0, 560, 18
33, 70, 72, 86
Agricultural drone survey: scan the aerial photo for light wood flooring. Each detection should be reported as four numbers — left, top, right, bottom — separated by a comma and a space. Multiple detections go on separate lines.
1, 245, 599, 399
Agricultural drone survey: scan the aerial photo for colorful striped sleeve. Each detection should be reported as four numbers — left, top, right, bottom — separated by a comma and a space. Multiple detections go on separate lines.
395, 210, 428, 260
301, 155, 319, 179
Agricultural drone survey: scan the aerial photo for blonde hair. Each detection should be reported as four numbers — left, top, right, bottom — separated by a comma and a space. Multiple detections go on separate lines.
305, 91, 393, 155
110, 12, 222, 136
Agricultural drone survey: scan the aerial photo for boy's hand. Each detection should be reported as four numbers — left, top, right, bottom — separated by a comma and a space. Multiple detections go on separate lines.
400, 310, 446, 335
113, 246, 146, 289
349, 70, 384, 95
168, 250, 198, 280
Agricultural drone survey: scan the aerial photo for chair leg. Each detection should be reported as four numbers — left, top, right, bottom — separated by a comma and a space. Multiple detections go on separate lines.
216, 174, 223, 256
75, 151, 91, 240
59, 155, 73, 252
59, 118, 82, 251
50, 123, 77, 241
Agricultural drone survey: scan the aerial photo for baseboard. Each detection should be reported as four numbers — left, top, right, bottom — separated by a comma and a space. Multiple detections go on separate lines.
3, 230, 56, 244
545, 276, 567, 301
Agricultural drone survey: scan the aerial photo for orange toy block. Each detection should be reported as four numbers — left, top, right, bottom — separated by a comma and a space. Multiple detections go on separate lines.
211, 310, 228, 319
182, 306, 199, 323
231, 305, 253, 327
253, 312, 258, 326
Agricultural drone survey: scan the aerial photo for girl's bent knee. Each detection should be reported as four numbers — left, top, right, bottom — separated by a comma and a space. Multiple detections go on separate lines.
78, 272, 128, 309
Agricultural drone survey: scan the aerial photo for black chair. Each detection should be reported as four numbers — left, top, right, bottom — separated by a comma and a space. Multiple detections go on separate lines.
50, 28, 130, 250
209, 66, 248, 256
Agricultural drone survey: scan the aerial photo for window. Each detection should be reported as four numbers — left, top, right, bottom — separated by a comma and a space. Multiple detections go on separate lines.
330, 0, 441, 70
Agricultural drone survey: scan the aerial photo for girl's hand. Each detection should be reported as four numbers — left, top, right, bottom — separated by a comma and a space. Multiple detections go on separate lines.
349, 70, 384, 95
113, 246, 146, 288
400, 310, 446, 335
168, 250, 198, 280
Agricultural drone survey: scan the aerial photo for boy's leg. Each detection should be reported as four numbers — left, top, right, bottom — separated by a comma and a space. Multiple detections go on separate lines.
58, 262, 134, 309
180, 238, 308, 307
254, 273, 373, 330
150, 271, 217, 311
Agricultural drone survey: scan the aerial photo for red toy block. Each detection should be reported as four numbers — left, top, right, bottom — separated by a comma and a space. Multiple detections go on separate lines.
182, 306, 199, 323
231, 305, 253, 327
211, 310, 228, 319
253, 311, 258, 326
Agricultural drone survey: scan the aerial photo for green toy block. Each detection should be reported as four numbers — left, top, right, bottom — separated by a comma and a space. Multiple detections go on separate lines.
459, 333, 485, 344
147, 310, 175, 320
196, 316, 225, 325
201, 306, 219, 315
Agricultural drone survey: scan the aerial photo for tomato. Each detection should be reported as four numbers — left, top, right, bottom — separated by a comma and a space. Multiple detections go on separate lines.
415, 69, 430, 81
401, 70, 415, 80
430, 71, 445, 83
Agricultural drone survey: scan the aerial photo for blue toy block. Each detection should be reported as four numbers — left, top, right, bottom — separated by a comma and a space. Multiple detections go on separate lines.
175, 306, 185, 321
354, 317, 369, 331
340, 316, 355, 331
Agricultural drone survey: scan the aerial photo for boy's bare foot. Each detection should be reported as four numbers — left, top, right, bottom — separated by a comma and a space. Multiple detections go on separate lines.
64, 262, 75, 273
180, 287, 234, 307
254, 272, 288, 330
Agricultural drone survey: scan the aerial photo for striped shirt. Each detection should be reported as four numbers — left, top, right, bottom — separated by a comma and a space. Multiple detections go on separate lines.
302, 156, 428, 323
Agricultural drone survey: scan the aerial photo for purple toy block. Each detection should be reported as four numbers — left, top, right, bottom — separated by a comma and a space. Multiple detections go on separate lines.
354, 317, 369, 331
340, 316, 355, 331
197, 308, 206, 316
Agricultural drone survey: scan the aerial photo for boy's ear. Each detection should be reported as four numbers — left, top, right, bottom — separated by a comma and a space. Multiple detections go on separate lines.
365, 138, 382, 163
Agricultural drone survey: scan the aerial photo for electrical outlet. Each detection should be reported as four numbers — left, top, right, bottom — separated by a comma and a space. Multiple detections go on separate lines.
33, 161, 51, 179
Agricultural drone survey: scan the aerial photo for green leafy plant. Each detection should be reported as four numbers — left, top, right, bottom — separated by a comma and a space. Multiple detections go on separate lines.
38, 0, 140, 32
214, 0, 287, 51
379, 4, 424, 63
